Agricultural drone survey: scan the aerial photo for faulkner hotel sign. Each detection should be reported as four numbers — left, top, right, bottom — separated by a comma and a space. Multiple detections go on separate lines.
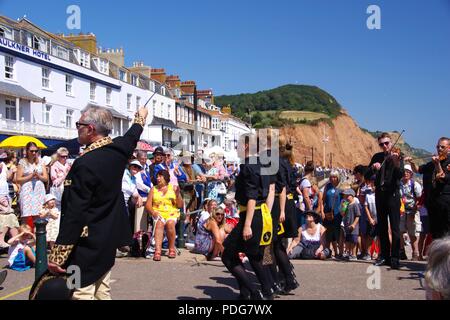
0, 38, 52, 62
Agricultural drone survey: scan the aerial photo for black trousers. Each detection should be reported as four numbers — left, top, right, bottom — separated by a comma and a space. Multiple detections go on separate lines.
375, 190, 401, 260
427, 195, 450, 239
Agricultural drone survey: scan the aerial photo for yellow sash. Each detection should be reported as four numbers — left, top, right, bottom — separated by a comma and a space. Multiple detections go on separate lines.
277, 223, 285, 236
260, 203, 273, 246
287, 193, 294, 200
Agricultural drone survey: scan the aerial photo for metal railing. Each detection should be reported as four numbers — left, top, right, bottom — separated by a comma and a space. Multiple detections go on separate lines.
0, 117, 78, 140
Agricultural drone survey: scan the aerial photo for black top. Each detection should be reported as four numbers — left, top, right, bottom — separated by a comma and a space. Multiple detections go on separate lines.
368, 152, 404, 193
235, 156, 273, 206
275, 157, 288, 194
419, 157, 450, 198
56, 123, 142, 287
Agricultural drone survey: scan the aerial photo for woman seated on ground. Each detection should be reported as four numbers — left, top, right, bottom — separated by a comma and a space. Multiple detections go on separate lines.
287, 210, 331, 260
194, 207, 232, 260
145, 170, 183, 261
0, 195, 19, 250
7, 224, 36, 271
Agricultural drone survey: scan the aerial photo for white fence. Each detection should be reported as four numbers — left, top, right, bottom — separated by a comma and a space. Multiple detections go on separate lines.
0, 117, 78, 140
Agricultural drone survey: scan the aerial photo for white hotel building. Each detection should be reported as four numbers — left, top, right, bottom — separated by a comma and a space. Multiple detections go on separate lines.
0, 15, 176, 147
0, 15, 251, 153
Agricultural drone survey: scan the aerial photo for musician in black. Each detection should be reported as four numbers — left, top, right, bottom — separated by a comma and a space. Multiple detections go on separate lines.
407, 137, 450, 239
367, 132, 404, 269
222, 133, 275, 300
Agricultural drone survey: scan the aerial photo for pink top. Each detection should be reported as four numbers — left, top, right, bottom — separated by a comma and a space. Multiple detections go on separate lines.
50, 161, 71, 187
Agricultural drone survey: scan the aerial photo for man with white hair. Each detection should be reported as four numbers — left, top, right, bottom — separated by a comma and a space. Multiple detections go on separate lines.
424, 235, 450, 300
31, 105, 148, 300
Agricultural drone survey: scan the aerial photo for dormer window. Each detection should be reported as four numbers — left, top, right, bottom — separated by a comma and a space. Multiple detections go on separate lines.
0, 25, 13, 40
28, 35, 48, 53
51, 44, 69, 60
74, 49, 90, 68
119, 69, 126, 82
131, 74, 138, 86
160, 86, 166, 95
94, 58, 109, 75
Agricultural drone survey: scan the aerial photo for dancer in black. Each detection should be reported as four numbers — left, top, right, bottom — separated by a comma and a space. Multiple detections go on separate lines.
268, 135, 299, 294
222, 133, 275, 300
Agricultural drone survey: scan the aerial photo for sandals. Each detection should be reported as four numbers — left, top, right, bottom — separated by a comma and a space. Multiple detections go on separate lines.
168, 248, 176, 259
153, 251, 161, 261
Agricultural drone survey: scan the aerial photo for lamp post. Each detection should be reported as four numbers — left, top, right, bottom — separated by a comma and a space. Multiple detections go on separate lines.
34, 218, 48, 280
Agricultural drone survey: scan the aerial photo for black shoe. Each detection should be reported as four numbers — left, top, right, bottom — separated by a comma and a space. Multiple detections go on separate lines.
272, 283, 284, 296
280, 279, 299, 295
0, 269, 7, 287
390, 258, 400, 270
250, 290, 273, 300
400, 251, 408, 261
374, 258, 391, 267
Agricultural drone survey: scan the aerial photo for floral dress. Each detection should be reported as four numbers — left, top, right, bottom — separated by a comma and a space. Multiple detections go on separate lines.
18, 159, 46, 218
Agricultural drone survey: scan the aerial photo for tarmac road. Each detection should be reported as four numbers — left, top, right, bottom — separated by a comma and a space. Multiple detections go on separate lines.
0, 249, 426, 300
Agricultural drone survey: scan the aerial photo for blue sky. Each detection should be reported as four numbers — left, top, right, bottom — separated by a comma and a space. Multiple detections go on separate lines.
1, 0, 449, 152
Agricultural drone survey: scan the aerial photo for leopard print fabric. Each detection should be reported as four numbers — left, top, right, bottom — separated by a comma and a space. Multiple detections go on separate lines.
133, 113, 146, 127
48, 244, 75, 267
81, 136, 113, 156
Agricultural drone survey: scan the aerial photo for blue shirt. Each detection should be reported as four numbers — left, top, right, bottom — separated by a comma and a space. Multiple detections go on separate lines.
323, 183, 342, 224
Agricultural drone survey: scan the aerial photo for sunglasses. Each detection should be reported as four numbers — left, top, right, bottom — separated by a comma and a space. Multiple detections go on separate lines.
379, 141, 390, 147
436, 145, 447, 150
75, 121, 91, 129
28, 150, 39, 153
216, 214, 224, 216
60, 155, 68, 158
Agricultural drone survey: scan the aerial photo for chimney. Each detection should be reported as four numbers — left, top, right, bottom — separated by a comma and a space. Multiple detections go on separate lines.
151, 68, 166, 84
97, 47, 125, 67
62, 33, 97, 55
180, 80, 196, 94
166, 75, 181, 88
129, 61, 151, 78
197, 89, 214, 104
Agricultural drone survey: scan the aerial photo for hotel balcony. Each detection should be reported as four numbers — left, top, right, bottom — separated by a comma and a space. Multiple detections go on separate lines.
0, 116, 78, 141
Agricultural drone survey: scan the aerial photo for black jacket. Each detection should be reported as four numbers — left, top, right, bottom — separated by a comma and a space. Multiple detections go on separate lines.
51, 123, 143, 287
368, 152, 404, 194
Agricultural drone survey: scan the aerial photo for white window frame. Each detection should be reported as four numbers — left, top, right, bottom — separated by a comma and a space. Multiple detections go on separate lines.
150, 81, 156, 92
43, 104, 51, 124
131, 75, 138, 86
152, 100, 156, 116
106, 88, 112, 105
136, 96, 141, 110
167, 104, 171, 120
161, 86, 166, 96
4, 55, 14, 80
119, 70, 126, 82
65, 75, 73, 95
42, 68, 50, 89
127, 94, 132, 110
0, 25, 13, 40
90, 82, 96, 101
160, 102, 164, 118
5, 99, 16, 120
177, 106, 181, 122
66, 109, 73, 128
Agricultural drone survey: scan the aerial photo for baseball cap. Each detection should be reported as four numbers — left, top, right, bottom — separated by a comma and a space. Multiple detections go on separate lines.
404, 164, 413, 173
342, 189, 356, 197
129, 160, 143, 169
153, 146, 164, 155
44, 194, 56, 204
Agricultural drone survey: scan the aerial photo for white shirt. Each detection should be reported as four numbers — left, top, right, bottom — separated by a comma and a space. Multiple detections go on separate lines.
122, 169, 138, 205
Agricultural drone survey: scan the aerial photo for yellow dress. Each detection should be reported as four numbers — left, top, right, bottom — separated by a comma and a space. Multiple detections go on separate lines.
152, 184, 180, 221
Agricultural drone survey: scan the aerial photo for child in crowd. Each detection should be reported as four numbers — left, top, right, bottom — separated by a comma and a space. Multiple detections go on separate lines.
341, 189, 361, 261
39, 194, 60, 248
7, 224, 36, 271
364, 175, 378, 260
